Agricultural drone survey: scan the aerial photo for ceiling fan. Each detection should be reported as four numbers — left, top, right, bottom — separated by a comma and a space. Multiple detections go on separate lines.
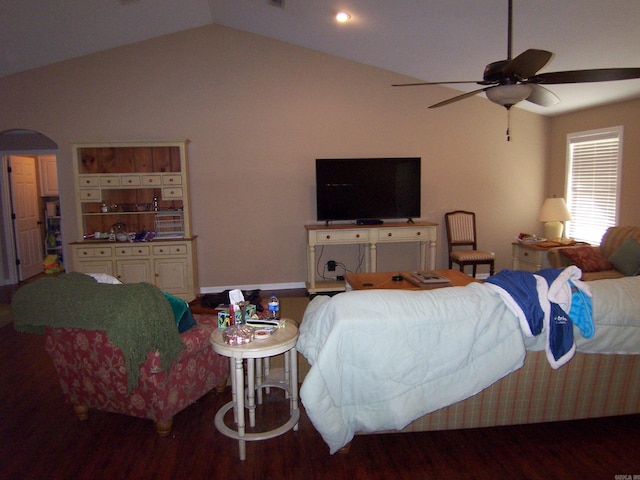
392, 0, 640, 111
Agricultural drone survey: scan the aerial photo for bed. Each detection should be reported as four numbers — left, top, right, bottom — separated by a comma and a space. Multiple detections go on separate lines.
297, 271, 640, 454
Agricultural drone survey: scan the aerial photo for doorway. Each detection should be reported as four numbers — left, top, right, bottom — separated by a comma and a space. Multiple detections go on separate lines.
0, 129, 59, 286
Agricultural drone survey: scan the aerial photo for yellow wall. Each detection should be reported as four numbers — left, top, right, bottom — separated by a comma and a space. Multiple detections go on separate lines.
1, 24, 551, 289
548, 98, 640, 227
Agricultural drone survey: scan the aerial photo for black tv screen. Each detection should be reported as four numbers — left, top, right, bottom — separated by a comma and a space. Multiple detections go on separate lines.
316, 157, 421, 222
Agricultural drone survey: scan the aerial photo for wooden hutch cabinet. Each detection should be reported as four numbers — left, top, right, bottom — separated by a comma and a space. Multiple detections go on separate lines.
70, 140, 199, 300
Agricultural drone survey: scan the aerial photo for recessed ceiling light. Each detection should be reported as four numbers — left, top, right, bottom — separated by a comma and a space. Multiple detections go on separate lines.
336, 12, 351, 23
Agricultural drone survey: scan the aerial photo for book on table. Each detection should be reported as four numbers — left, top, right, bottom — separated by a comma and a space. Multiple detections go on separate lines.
407, 271, 452, 286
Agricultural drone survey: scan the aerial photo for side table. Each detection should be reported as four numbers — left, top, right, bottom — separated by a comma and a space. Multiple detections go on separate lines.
512, 242, 554, 272
210, 321, 300, 461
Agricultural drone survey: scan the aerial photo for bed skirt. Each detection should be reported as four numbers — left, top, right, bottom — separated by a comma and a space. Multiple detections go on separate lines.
383, 350, 640, 434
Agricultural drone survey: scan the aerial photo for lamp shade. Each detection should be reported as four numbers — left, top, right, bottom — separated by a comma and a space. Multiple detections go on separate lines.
537, 197, 572, 222
538, 197, 572, 239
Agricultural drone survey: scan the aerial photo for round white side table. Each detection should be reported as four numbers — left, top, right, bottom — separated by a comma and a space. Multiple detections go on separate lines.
210, 321, 299, 461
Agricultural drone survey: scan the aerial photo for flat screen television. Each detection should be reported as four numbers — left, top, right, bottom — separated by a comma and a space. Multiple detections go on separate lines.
315, 157, 421, 223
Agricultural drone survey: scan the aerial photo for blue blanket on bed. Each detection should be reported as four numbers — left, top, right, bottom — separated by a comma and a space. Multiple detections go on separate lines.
484, 266, 593, 369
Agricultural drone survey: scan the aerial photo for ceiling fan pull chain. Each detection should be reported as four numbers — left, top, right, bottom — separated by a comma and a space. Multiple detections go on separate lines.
506, 109, 511, 141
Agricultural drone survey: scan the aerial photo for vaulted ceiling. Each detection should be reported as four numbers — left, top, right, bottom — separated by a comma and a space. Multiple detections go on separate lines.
2, 0, 639, 116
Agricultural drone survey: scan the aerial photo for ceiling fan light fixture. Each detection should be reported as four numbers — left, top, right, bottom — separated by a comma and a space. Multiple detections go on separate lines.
336, 12, 351, 23
486, 83, 533, 108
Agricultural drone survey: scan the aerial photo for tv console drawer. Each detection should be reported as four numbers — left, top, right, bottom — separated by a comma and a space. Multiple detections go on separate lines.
376, 227, 433, 242
310, 229, 370, 245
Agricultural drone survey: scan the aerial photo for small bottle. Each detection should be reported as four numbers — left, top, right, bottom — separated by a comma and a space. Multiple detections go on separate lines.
267, 293, 280, 320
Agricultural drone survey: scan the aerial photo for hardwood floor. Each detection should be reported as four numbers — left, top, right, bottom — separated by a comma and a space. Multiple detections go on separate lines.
1, 322, 639, 479
2, 278, 640, 479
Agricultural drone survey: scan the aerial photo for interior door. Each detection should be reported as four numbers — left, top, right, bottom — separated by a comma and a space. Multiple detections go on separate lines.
9, 155, 43, 280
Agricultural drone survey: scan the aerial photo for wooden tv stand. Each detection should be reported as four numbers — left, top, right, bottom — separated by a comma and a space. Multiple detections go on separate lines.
304, 221, 438, 294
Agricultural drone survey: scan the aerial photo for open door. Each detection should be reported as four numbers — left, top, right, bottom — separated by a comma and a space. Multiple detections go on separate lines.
8, 155, 43, 280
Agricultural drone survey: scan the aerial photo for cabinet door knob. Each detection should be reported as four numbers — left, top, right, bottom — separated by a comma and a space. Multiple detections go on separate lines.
326, 235, 331, 240
388, 233, 393, 237
416, 231, 421, 236
356, 234, 360, 238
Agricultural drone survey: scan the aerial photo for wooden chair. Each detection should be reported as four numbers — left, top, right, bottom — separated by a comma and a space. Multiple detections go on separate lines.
444, 210, 495, 278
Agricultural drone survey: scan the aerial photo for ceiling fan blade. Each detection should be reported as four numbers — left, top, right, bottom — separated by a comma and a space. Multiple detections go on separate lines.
503, 49, 554, 78
392, 80, 480, 87
428, 87, 489, 108
525, 84, 560, 107
533, 68, 640, 84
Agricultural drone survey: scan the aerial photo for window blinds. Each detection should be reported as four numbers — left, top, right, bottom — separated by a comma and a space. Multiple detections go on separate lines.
566, 127, 622, 244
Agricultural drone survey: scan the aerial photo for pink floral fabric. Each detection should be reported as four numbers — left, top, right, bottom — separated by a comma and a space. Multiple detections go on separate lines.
44, 313, 229, 425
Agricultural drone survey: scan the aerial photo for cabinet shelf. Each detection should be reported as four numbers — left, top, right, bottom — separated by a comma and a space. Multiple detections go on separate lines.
82, 210, 183, 216
44, 199, 63, 263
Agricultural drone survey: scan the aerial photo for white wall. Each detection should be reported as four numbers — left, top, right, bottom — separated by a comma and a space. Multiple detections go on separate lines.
0, 24, 549, 290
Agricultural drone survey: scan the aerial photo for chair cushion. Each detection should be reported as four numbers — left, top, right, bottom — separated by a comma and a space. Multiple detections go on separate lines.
559, 246, 614, 272
450, 250, 494, 262
608, 237, 640, 276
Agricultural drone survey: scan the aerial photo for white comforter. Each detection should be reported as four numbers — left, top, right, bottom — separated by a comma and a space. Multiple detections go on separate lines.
297, 283, 526, 454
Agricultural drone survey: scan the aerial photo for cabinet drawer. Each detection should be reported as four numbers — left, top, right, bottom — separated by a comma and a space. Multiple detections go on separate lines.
376, 227, 430, 242
76, 246, 113, 258
162, 175, 182, 186
141, 175, 162, 186
162, 187, 183, 199
512, 246, 545, 262
115, 245, 150, 256
100, 176, 120, 187
79, 176, 99, 187
153, 244, 188, 256
79, 189, 101, 201
121, 175, 141, 187
312, 229, 369, 244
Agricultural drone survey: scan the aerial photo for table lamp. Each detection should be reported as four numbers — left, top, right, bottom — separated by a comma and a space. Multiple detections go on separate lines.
538, 197, 572, 240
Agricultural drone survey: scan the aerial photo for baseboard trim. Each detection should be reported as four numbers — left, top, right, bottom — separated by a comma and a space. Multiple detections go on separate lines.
200, 274, 490, 294
199, 281, 306, 294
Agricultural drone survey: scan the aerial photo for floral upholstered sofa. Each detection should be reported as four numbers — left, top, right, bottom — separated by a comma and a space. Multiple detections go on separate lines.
13, 273, 229, 436
547, 226, 640, 280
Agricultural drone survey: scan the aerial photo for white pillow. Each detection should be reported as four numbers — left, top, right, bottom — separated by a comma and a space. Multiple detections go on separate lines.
87, 273, 123, 284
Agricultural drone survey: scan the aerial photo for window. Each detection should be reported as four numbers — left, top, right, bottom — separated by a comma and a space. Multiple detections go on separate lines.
565, 127, 622, 245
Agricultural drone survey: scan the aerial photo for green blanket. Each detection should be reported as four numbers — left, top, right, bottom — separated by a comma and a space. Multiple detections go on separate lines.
12, 272, 185, 392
